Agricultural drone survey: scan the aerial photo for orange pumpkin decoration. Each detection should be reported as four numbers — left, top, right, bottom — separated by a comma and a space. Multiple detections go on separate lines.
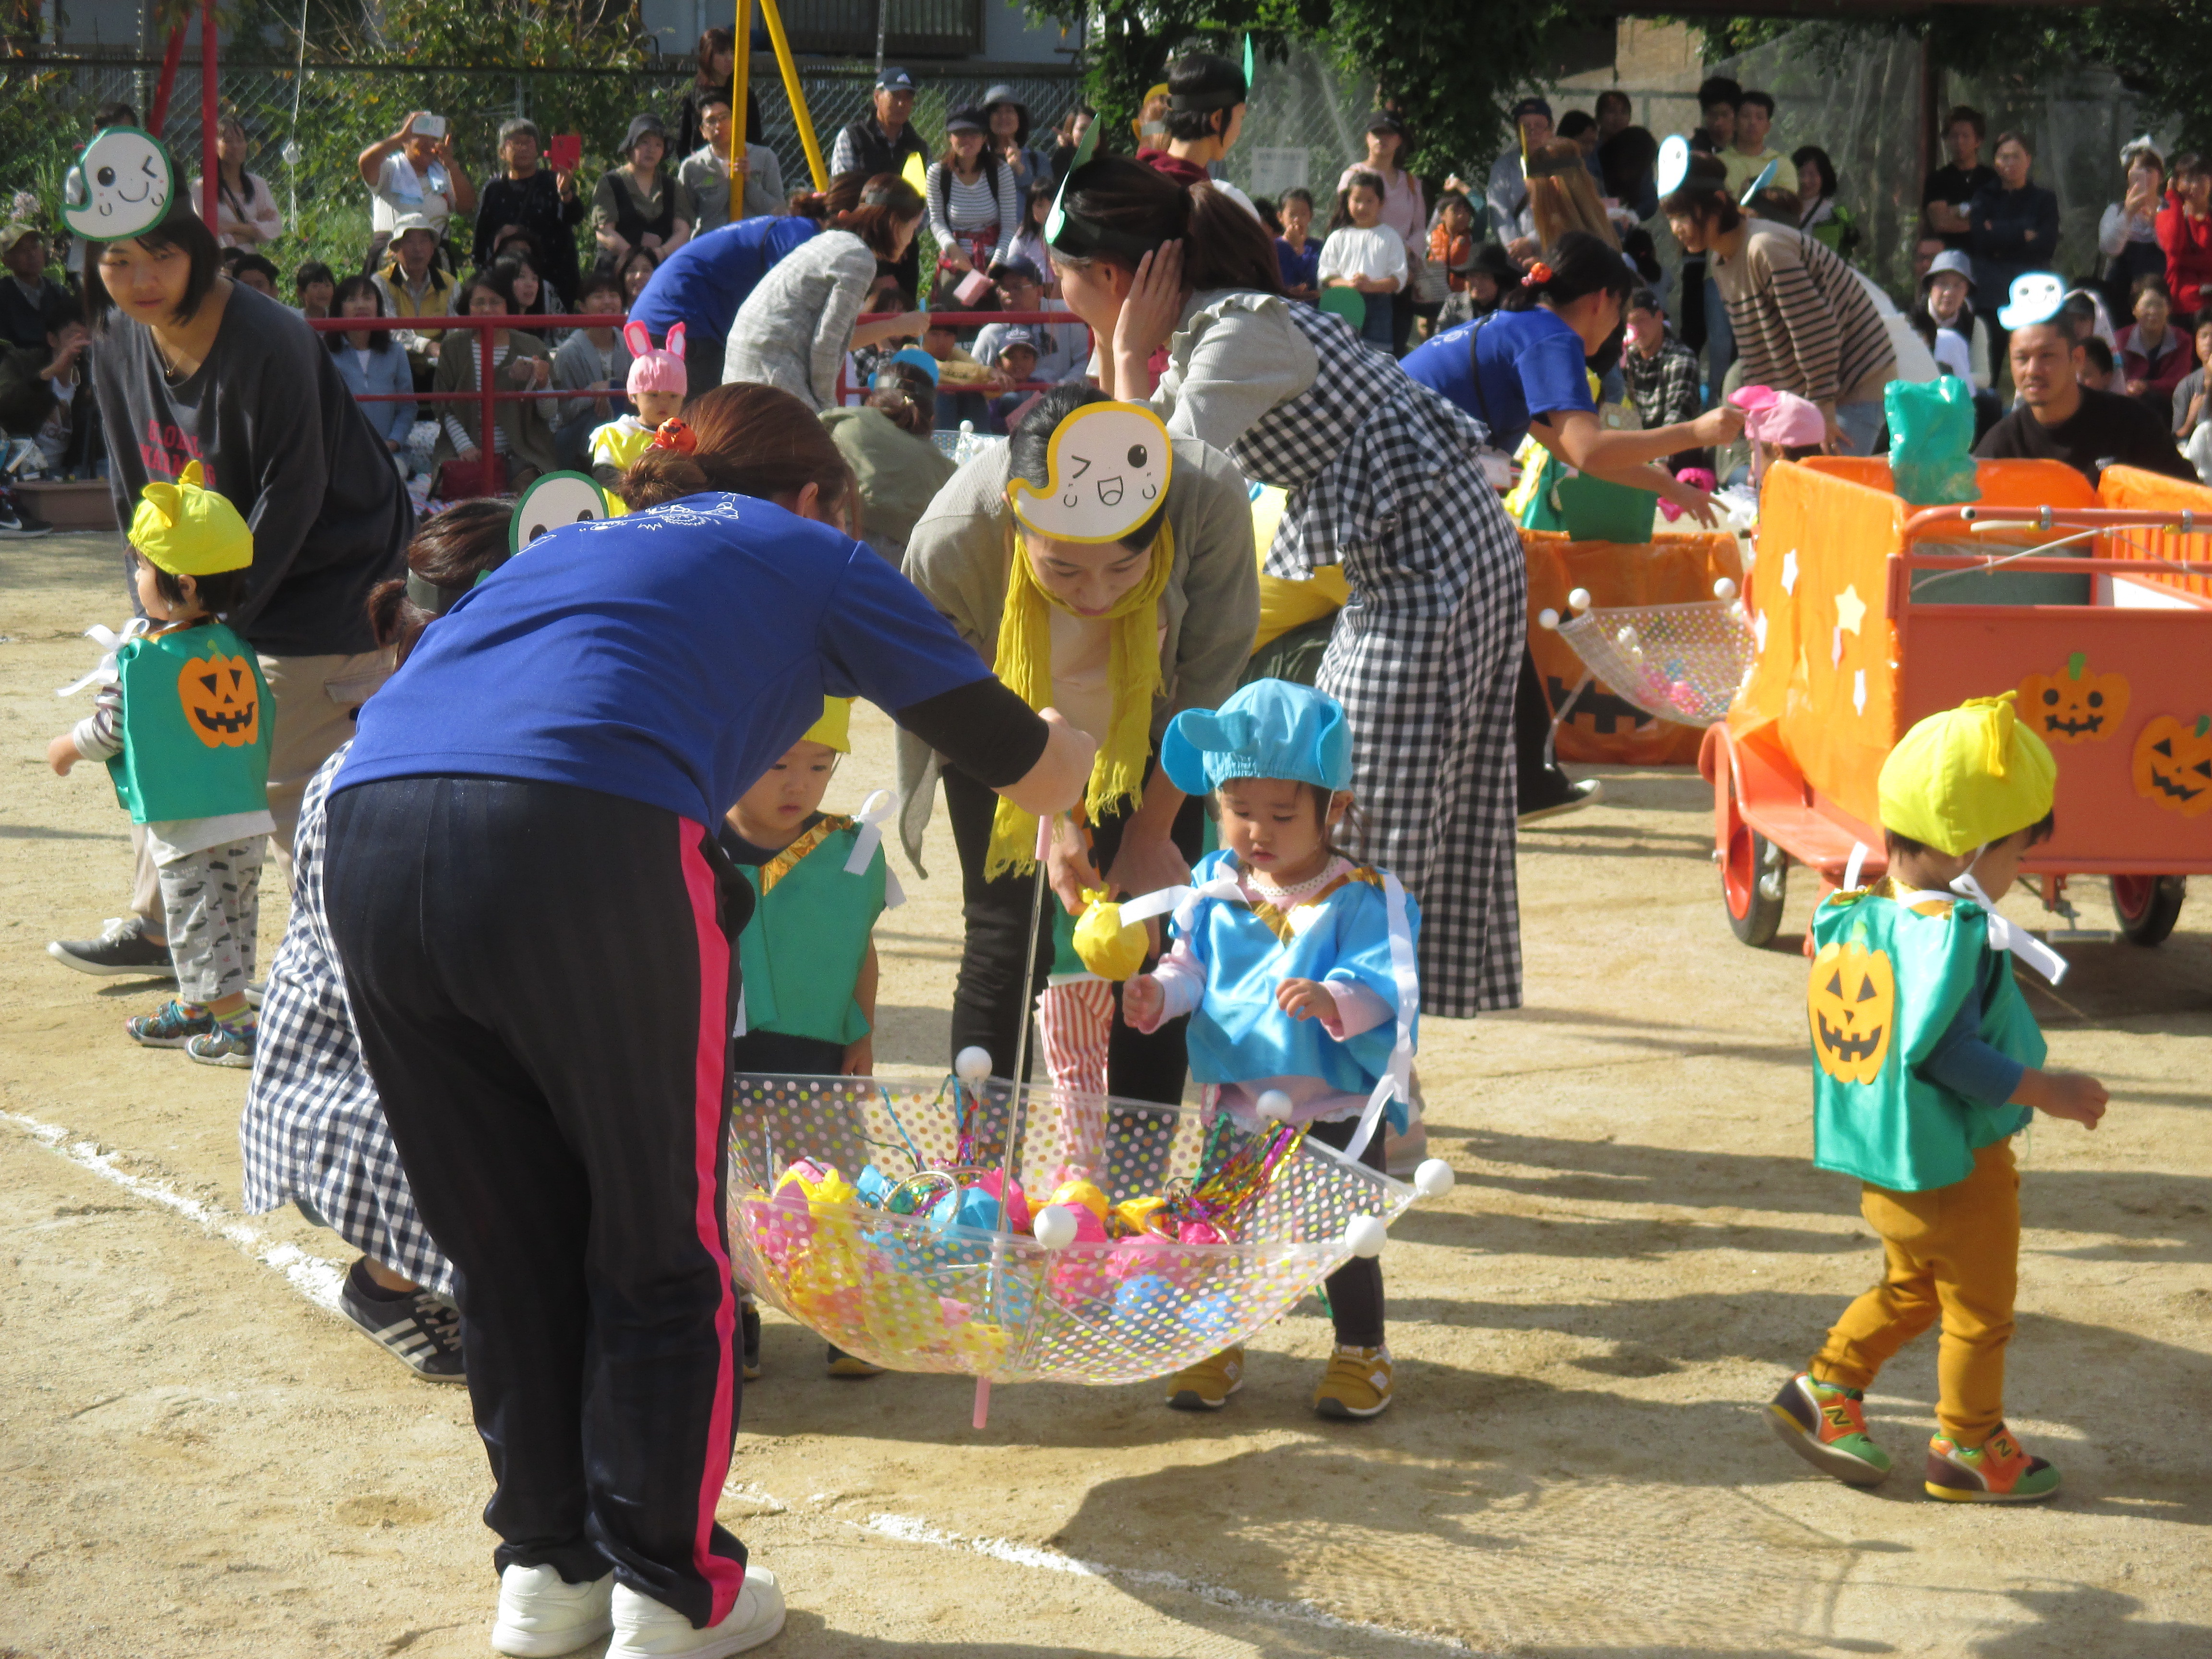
178, 651, 260, 749
2017, 652, 2128, 743
1807, 937, 1895, 1086
2133, 713, 2212, 818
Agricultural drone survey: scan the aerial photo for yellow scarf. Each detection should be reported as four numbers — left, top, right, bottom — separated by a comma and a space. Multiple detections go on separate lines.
985, 519, 1175, 878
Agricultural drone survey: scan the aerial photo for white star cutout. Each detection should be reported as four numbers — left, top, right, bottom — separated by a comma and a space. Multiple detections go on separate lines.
1834, 583, 1867, 635
1780, 549, 1799, 594
1853, 669, 1867, 715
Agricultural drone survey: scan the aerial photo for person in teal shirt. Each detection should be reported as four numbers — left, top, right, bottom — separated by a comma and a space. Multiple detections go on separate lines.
1770, 693, 2110, 1505
47, 462, 273, 1067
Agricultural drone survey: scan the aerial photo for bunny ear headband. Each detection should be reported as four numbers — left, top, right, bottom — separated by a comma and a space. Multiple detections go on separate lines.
1005, 400, 1173, 543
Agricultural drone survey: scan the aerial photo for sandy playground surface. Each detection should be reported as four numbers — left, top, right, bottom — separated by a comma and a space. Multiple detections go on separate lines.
2, 529, 2209, 1658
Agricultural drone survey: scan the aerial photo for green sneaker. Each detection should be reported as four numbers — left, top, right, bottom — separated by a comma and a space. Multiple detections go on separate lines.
1767, 1372, 1893, 1487
1925, 1423, 2061, 1503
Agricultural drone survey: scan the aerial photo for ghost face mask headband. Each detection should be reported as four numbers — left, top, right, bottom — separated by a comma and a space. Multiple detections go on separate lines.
1998, 271, 2068, 332
1654, 134, 1691, 197
64, 127, 176, 241
1006, 401, 1173, 544
508, 470, 613, 555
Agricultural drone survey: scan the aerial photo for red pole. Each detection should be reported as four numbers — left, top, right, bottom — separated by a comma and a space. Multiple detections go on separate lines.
148, 24, 188, 132
200, 0, 218, 227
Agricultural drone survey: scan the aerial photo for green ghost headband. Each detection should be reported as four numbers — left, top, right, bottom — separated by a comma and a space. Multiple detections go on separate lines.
509, 470, 613, 554
1044, 120, 1159, 263
63, 126, 175, 241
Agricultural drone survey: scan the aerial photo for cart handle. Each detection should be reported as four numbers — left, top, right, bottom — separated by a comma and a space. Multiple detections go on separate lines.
1898, 551, 2212, 578
1903, 504, 2207, 535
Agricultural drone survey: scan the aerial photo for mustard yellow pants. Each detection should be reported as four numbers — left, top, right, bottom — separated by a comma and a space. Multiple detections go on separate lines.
1810, 1137, 2019, 1444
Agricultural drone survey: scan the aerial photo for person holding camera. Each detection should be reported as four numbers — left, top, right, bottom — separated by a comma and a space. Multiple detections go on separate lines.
357, 111, 477, 272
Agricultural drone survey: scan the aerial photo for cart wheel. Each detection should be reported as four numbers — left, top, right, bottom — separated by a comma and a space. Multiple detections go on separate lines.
1721, 765, 1787, 947
2110, 874, 2186, 947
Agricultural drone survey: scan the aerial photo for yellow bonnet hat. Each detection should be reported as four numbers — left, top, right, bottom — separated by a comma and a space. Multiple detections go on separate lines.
129, 461, 252, 577
802, 696, 853, 754
1877, 692, 2057, 855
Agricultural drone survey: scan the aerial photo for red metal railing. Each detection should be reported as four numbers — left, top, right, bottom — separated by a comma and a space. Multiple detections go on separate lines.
310, 313, 628, 460
833, 307, 1096, 410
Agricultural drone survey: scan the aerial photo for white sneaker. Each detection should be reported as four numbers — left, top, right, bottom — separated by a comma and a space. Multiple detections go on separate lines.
607, 1569, 785, 1657
492, 1563, 614, 1656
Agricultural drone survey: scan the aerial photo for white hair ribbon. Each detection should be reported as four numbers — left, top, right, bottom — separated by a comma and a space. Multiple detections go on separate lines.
55, 617, 150, 697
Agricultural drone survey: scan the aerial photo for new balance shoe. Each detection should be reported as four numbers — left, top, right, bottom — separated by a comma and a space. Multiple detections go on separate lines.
1314, 1344, 1393, 1419
1924, 1423, 2061, 1503
493, 1563, 614, 1657
50, 916, 174, 978
125, 999, 213, 1048
1767, 1372, 1893, 1487
339, 1262, 465, 1383
606, 1570, 784, 1657
1166, 1346, 1244, 1410
825, 1344, 883, 1377
185, 1022, 256, 1068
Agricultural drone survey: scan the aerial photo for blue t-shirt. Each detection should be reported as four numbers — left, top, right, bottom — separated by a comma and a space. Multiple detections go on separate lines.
629, 216, 819, 351
1275, 236, 1321, 295
1399, 305, 1593, 452
337, 494, 991, 825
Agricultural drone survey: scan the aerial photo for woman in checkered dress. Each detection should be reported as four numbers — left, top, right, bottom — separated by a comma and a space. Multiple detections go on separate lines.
1049, 156, 1524, 1017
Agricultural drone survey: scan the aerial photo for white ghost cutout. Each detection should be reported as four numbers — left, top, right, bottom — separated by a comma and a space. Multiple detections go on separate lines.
1998, 272, 2068, 333
509, 471, 613, 553
1006, 402, 1174, 544
63, 128, 174, 241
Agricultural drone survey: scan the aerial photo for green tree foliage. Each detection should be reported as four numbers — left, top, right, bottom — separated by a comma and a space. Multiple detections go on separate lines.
1028, 0, 1575, 175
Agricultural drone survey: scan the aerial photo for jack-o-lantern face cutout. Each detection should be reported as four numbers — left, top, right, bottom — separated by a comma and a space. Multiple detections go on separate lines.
2018, 652, 2128, 743
1808, 938, 1895, 1085
2133, 713, 2212, 817
178, 652, 259, 748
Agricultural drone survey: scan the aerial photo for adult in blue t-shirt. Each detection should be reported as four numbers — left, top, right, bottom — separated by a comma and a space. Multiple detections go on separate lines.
1398, 232, 1738, 821
1400, 231, 1731, 517
628, 213, 820, 394
323, 383, 1090, 1649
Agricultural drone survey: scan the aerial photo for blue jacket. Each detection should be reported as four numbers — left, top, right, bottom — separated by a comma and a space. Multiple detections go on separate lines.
630, 216, 820, 353
328, 338, 416, 445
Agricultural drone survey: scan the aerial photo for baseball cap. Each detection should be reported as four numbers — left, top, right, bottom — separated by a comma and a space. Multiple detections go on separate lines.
876, 67, 915, 93
0, 221, 41, 255
1364, 111, 1405, 136
995, 325, 1038, 353
945, 106, 986, 135
1511, 97, 1553, 122
989, 255, 1045, 285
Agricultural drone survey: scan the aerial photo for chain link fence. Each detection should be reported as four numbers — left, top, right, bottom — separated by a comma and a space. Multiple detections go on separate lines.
0, 52, 1082, 284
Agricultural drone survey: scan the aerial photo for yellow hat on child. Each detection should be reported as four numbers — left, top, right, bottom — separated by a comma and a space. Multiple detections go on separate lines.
130, 461, 252, 577
1877, 692, 2056, 855
802, 696, 853, 754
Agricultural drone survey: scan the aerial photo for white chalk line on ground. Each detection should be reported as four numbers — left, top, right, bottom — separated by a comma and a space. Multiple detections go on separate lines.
0, 1106, 347, 1312
853, 1512, 1482, 1653
4, 1104, 1478, 1653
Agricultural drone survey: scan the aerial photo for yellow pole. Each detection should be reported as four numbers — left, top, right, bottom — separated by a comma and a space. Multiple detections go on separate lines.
757, 0, 829, 192
728, 0, 752, 223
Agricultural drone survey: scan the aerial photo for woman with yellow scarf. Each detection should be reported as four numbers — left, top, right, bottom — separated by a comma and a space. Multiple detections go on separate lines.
899, 387, 1259, 1106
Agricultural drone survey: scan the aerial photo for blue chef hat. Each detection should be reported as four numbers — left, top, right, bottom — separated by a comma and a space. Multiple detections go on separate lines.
1160, 680, 1352, 796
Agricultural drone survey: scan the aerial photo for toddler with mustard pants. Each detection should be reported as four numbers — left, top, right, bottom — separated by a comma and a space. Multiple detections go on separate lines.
1769, 693, 2109, 1503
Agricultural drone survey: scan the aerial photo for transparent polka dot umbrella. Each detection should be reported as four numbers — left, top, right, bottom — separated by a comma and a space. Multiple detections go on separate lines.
1537, 579, 1757, 730
727, 1051, 1455, 1425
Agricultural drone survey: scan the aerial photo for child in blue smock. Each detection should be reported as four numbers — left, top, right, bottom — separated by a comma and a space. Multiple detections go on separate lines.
1123, 680, 1419, 1421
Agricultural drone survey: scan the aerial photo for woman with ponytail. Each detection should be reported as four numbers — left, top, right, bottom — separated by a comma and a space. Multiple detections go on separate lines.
320, 381, 1094, 1657
723, 172, 929, 408
1401, 230, 1741, 817
899, 384, 1258, 1104
1047, 151, 1524, 1020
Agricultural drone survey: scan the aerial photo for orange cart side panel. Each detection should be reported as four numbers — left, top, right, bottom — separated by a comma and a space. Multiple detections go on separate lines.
1733, 461, 1904, 831
1797, 456, 2100, 511
1522, 530, 1745, 765
2097, 464, 2212, 605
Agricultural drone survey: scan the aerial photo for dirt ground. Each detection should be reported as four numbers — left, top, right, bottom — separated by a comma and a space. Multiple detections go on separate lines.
3, 529, 2209, 1659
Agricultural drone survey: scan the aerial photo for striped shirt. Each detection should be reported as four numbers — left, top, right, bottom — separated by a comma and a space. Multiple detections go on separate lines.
1715, 223, 1894, 409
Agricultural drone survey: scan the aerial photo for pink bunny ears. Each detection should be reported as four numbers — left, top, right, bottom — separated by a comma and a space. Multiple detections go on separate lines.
625, 320, 688, 397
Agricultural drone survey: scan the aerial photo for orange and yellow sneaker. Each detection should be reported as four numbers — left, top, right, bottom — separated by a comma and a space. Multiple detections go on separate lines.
1767, 1372, 1893, 1487
1924, 1423, 2061, 1503
1166, 1346, 1244, 1410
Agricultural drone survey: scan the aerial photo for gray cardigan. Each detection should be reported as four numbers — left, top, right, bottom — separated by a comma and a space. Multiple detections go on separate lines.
722, 228, 876, 410
895, 434, 1260, 873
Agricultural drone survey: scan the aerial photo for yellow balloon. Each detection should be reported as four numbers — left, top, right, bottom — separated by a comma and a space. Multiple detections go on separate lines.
1047, 1177, 1110, 1226
1071, 888, 1148, 980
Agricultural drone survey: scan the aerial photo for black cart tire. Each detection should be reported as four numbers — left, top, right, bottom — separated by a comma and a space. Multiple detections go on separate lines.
2111, 874, 2186, 947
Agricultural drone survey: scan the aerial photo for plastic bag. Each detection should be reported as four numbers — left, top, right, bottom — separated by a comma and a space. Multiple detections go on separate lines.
1885, 378, 1979, 506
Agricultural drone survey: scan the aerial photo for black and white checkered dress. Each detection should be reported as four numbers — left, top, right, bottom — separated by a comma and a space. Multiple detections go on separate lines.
1162, 293, 1524, 1017
238, 746, 455, 1297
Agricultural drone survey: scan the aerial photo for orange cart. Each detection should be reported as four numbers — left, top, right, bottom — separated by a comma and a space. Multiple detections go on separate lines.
1701, 457, 2212, 948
